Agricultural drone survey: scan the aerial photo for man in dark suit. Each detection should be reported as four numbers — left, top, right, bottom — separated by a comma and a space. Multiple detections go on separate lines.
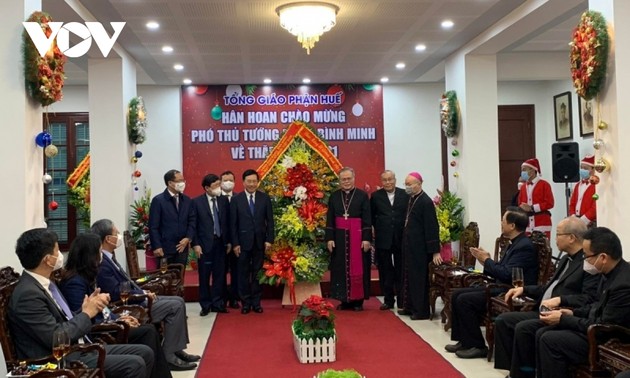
220, 170, 240, 309
149, 169, 196, 266
230, 169, 274, 314
370, 170, 409, 310
445, 207, 538, 359
92, 219, 199, 371
494, 216, 599, 377
192, 173, 231, 315
8, 228, 154, 377
537, 227, 630, 378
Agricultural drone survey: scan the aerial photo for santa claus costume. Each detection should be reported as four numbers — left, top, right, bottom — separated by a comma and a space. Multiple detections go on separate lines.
518, 158, 555, 239
569, 155, 597, 226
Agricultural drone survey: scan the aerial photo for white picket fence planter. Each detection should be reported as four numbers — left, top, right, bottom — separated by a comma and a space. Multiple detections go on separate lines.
292, 326, 336, 363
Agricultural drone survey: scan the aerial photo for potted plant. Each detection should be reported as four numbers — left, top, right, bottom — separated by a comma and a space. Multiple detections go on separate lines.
292, 295, 336, 363
434, 190, 465, 264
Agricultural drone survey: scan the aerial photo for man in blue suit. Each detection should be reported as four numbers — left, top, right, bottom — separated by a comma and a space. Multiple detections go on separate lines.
192, 173, 231, 316
149, 169, 196, 266
445, 207, 538, 359
230, 169, 274, 314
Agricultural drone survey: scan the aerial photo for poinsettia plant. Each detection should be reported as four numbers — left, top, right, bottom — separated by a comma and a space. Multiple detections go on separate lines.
293, 295, 336, 340
129, 190, 151, 251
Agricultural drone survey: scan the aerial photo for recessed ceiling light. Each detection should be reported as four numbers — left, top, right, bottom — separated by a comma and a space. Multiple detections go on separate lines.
395, 62, 406, 69
380, 77, 389, 83
162, 45, 173, 53
263, 78, 272, 84
302, 78, 311, 84
173, 64, 184, 71
182, 78, 192, 85
441, 20, 454, 29
415, 44, 427, 52
146, 21, 160, 30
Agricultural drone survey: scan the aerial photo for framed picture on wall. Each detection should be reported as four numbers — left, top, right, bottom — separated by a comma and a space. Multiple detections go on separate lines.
578, 96, 594, 137
553, 91, 573, 141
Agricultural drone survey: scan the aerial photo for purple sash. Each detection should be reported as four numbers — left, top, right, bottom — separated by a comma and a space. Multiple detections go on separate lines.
335, 216, 364, 300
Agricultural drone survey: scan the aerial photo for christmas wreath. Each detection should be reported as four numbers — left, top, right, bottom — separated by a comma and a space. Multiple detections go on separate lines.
440, 91, 459, 138
22, 11, 66, 106
570, 11, 609, 101
127, 96, 148, 144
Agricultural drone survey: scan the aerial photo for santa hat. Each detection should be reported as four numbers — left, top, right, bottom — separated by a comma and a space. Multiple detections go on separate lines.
522, 158, 541, 174
408, 172, 423, 182
581, 155, 595, 167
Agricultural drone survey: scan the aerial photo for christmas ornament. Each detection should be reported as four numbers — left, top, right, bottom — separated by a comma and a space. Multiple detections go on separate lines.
133, 170, 142, 177
451, 138, 458, 146
589, 175, 600, 185
194, 85, 208, 95
593, 139, 604, 150
44, 144, 58, 157
48, 201, 58, 211
42, 173, 52, 184
453, 172, 459, 178
597, 121, 608, 130
211, 104, 223, 121
594, 158, 609, 173
35, 132, 52, 147
362, 84, 376, 91
451, 149, 460, 157
450, 160, 456, 167
352, 102, 363, 117
592, 193, 599, 201
134, 150, 143, 158
131, 157, 138, 163
225, 85, 242, 97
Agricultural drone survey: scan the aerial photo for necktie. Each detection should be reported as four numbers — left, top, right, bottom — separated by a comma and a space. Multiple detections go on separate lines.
211, 197, 221, 237
249, 194, 255, 215
174, 194, 180, 210
108, 255, 142, 291
49, 282, 73, 320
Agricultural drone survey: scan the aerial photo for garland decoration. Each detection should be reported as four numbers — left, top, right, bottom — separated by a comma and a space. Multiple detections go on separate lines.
440, 91, 459, 138
22, 11, 66, 106
67, 153, 91, 226
570, 11, 609, 101
127, 96, 148, 144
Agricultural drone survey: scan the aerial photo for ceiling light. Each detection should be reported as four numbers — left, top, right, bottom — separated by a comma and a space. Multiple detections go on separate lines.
173, 64, 184, 71
276, 2, 339, 55
146, 21, 160, 30
395, 62, 406, 69
415, 44, 427, 52
263, 78, 272, 84
441, 20, 454, 29
302, 78, 311, 84
380, 77, 389, 83
162, 45, 173, 53
182, 78, 192, 85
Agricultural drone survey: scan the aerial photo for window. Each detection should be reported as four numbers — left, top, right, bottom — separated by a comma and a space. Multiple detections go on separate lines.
44, 113, 89, 250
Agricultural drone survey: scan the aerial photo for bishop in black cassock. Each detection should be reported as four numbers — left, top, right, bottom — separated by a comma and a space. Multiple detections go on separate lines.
399, 172, 440, 320
325, 168, 372, 311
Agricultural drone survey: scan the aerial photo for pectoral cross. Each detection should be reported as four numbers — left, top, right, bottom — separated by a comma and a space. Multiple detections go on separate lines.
343, 212, 349, 220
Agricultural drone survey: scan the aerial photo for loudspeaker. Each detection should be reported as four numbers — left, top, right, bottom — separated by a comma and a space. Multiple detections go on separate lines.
552, 142, 580, 183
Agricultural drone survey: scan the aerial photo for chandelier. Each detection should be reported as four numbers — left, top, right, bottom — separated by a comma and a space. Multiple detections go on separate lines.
276, 2, 339, 55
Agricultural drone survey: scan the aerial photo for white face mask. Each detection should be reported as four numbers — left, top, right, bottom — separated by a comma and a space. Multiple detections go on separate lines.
405, 185, 414, 195
211, 187, 222, 197
583, 255, 601, 275
115, 233, 123, 248
50, 252, 64, 271
174, 182, 186, 193
221, 181, 234, 192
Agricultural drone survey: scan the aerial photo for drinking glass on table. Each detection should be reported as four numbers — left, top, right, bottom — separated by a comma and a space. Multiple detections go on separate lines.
450, 247, 459, 266
52, 329, 70, 370
512, 267, 524, 302
120, 281, 131, 305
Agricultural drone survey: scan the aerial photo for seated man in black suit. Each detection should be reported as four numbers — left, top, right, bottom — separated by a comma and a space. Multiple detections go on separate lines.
537, 227, 630, 378
8, 228, 154, 378
91, 219, 200, 371
445, 207, 538, 359
494, 216, 599, 378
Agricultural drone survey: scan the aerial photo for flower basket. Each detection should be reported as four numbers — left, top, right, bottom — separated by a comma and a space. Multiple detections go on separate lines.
293, 325, 336, 363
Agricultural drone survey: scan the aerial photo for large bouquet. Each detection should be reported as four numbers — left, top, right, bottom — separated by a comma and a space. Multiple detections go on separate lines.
129, 190, 152, 251
66, 153, 91, 227
292, 295, 335, 340
259, 136, 337, 287
434, 190, 465, 244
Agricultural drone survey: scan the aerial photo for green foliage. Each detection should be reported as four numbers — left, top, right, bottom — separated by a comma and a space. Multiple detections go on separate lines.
435, 191, 465, 243
129, 190, 151, 250
316, 369, 363, 378
68, 172, 90, 227
127, 96, 147, 144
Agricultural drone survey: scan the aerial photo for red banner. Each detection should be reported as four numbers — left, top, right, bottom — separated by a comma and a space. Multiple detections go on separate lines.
181, 84, 384, 197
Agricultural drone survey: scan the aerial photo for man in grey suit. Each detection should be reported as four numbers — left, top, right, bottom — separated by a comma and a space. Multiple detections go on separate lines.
230, 169, 274, 314
370, 170, 409, 310
8, 228, 154, 378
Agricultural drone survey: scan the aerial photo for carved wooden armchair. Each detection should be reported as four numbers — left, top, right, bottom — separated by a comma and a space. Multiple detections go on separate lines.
428, 222, 480, 330
124, 231, 185, 298
0, 267, 106, 378
570, 324, 630, 378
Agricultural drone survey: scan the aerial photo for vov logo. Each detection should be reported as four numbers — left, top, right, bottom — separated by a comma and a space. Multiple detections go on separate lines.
23, 22, 126, 58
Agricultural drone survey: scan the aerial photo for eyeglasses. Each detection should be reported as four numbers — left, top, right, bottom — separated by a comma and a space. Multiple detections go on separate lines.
584, 253, 601, 261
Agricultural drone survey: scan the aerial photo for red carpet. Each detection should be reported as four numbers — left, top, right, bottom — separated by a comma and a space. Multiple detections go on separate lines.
196, 298, 463, 378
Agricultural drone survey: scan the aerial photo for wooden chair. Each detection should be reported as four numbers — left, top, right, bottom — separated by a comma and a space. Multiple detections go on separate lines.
0, 266, 106, 378
123, 230, 185, 298
570, 324, 630, 378
428, 222, 480, 330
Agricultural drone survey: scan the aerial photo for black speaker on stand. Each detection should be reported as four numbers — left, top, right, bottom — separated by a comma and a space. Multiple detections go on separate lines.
551, 142, 580, 217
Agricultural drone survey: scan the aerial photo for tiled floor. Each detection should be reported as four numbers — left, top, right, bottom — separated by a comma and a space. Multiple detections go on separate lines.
174, 298, 508, 378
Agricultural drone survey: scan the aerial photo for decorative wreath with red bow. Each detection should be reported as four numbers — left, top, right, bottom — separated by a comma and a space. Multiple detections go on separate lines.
440, 91, 459, 138
570, 11, 609, 101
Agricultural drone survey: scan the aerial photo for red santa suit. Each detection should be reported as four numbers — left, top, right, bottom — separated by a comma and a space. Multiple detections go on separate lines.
569, 179, 596, 225
518, 176, 554, 239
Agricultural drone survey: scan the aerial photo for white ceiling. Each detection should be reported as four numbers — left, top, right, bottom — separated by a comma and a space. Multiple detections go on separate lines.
41, 0, 588, 86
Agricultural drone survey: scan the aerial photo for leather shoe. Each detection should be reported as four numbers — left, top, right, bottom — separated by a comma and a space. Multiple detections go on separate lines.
241, 306, 251, 314
353, 305, 364, 311
229, 300, 240, 309
199, 308, 210, 317
168, 358, 197, 371
410, 314, 429, 320
397, 309, 412, 316
175, 350, 201, 362
444, 341, 463, 353
379, 303, 393, 310
455, 347, 488, 359
253, 306, 263, 313
212, 307, 228, 313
